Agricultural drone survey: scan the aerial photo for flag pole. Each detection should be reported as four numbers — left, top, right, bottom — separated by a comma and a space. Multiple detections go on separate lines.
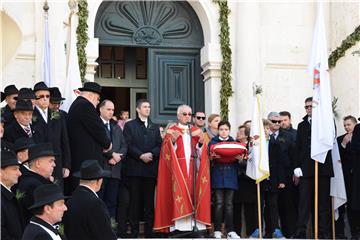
257, 182, 262, 239
315, 161, 319, 240
332, 197, 336, 240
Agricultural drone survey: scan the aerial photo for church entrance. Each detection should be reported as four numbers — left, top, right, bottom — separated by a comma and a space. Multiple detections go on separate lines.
94, 1, 204, 124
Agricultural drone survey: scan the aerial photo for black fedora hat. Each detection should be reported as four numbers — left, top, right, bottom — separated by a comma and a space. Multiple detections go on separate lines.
78, 82, 102, 95
49, 87, 65, 102
13, 100, 34, 112
15, 88, 38, 100
3, 85, 19, 97
28, 184, 68, 210
73, 159, 111, 180
33, 82, 49, 92
27, 143, 55, 163
1, 150, 21, 168
13, 137, 35, 153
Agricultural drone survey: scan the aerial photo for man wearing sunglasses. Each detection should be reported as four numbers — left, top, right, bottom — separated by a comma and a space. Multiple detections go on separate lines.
33, 82, 71, 190
293, 97, 333, 239
193, 111, 206, 131
267, 112, 297, 238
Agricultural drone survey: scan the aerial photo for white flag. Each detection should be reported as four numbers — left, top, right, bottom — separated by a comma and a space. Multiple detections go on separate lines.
310, 3, 335, 163
42, 10, 52, 87
246, 84, 270, 183
330, 140, 347, 220
61, 7, 82, 112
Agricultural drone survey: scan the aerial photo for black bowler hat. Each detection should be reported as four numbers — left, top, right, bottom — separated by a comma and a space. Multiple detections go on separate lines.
33, 82, 49, 92
73, 160, 111, 180
2, 85, 19, 97
13, 100, 34, 112
13, 138, 35, 153
28, 184, 68, 210
15, 88, 38, 100
1, 151, 20, 168
27, 143, 55, 163
78, 82, 102, 95
49, 87, 65, 102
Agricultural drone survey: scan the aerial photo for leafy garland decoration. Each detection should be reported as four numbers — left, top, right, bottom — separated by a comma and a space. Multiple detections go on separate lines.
328, 25, 360, 68
76, 0, 89, 84
214, 0, 233, 121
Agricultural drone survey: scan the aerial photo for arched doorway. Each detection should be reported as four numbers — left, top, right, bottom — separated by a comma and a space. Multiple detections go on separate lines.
94, 1, 205, 124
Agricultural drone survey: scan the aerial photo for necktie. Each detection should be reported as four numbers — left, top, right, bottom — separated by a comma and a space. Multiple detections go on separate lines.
24, 126, 32, 137
104, 123, 111, 139
270, 133, 276, 141
43, 110, 47, 123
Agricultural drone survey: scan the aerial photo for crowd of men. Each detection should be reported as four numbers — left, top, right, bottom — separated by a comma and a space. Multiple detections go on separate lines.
1, 81, 360, 240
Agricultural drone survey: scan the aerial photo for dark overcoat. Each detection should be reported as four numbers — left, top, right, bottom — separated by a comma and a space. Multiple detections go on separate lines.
17, 170, 53, 223
3, 121, 46, 144
33, 107, 71, 186
122, 117, 162, 178
63, 186, 116, 240
67, 96, 111, 172
21, 216, 61, 240
1, 185, 25, 240
294, 115, 334, 177
350, 123, 360, 210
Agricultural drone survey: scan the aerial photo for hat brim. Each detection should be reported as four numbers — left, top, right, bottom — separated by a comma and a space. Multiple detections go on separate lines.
12, 108, 34, 112
78, 87, 102, 96
1, 160, 21, 168
28, 193, 69, 210
14, 143, 36, 153
73, 170, 112, 180
26, 151, 56, 163
1, 92, 4, 102
50, 97, 66, 102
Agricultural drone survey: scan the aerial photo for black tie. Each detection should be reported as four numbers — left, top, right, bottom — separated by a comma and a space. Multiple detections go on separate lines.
270, 133, 276, 142
104, 123, 111, 139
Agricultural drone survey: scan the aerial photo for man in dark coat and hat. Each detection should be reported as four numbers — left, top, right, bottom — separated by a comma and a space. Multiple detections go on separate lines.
3, 99, 46, 144
63, 160, 117, 240
1, 150, 25, 240
1, 84, 19, 126
67, 82, 111, 190
17, 143, 56, 223
33, 82, 71, 189
49, 87, 67, 120
22, 184, 67, 240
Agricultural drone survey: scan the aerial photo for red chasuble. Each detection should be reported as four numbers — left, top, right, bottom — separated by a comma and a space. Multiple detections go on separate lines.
153, 125, 211, 232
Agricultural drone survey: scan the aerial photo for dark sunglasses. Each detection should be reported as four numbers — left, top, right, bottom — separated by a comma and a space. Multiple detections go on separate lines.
196, 116, 206, 120
182, 112, 192, 116
304, 105, 312, 109
37, 94, 50, 99
271, 120, 282, 124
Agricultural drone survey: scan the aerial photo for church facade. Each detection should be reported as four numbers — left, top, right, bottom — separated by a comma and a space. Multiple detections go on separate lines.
2, 1, 359, 131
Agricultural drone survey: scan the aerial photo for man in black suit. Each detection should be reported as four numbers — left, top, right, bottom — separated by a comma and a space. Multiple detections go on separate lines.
336, 115, 358, 238
268, 112, 298, 238
17, 143, 55, 223
22, 184, 67, 240
293, 97, 334, 239
3, 99, 46, 144
98, 100, 127, 219
33, 82, 71, 189
123, 99, 162, 238
63, 160, 117, 240
1, 84, 18, 126
1, 150, 25, 240
49, 87, 68, 120
67, 82, 111, 190
279, 111, 297, 142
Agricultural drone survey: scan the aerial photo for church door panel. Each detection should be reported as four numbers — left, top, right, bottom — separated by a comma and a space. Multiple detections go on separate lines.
148, 48, 204, 124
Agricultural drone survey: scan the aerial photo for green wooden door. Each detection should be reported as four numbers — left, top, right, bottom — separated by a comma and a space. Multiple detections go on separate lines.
148, 48, 204, 124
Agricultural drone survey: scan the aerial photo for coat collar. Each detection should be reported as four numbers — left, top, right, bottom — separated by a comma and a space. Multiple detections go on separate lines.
1, 184, 15, 200
30, 216, 60, 236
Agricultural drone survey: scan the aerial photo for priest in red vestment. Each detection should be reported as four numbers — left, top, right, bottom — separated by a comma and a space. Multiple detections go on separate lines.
154, 105, 211, 233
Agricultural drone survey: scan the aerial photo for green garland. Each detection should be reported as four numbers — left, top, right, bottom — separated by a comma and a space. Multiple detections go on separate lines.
76, 0, 89, 84
328, 25, 360, 68
215, 0, 233, 121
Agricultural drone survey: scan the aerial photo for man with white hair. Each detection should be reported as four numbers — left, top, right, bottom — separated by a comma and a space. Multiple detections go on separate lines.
154, 104, 211, 236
